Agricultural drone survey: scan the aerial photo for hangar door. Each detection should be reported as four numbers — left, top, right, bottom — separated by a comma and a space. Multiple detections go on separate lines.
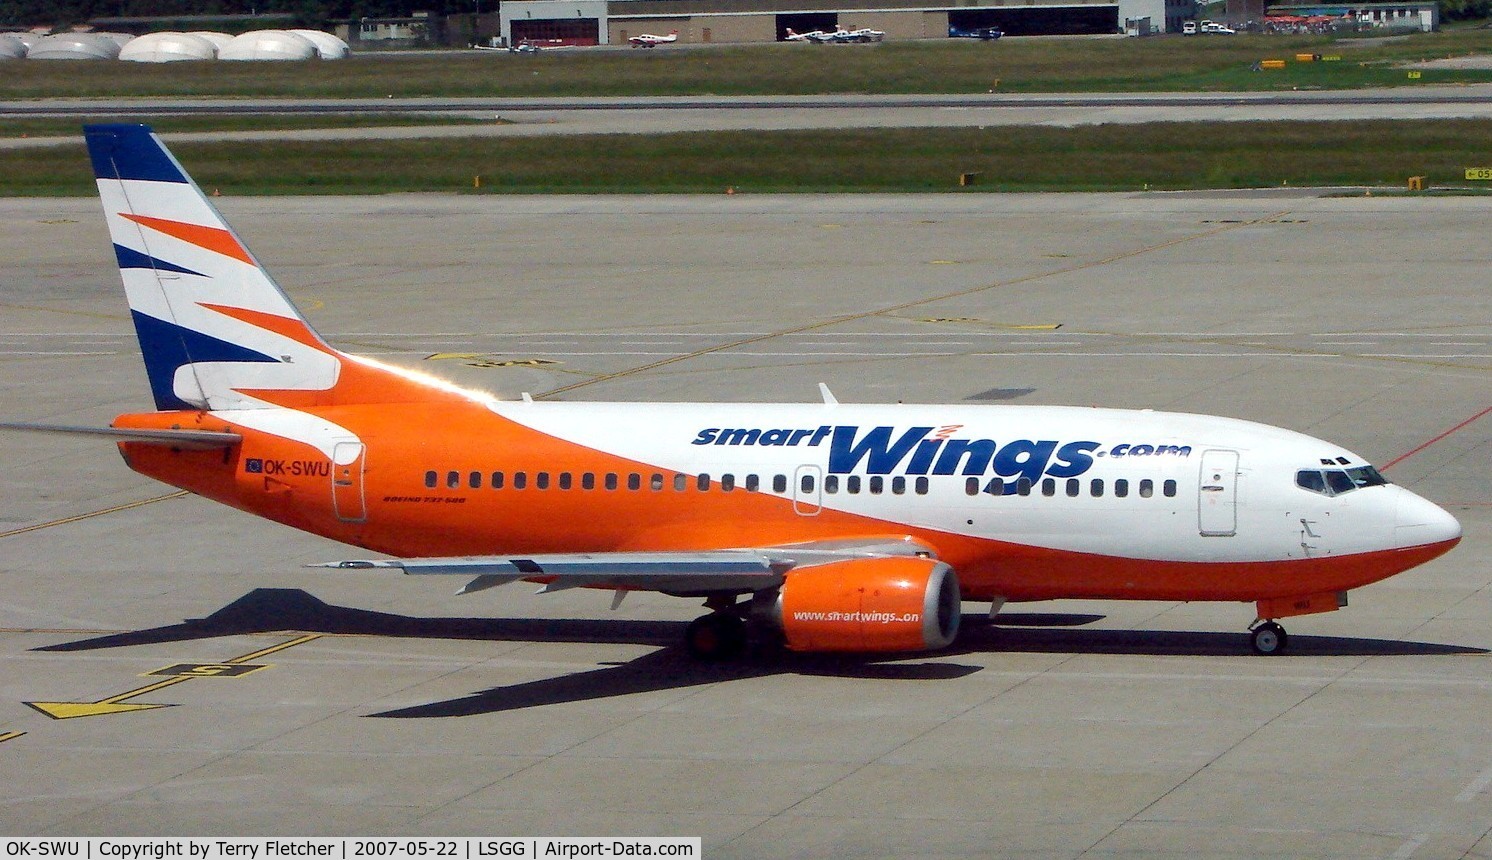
512, 18, 600, 45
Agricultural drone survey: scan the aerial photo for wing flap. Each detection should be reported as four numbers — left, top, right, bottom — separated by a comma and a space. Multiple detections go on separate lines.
314, 538, 940, 598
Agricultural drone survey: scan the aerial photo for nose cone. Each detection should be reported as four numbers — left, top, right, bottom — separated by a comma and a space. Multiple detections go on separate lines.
1394, 488, 1463, 551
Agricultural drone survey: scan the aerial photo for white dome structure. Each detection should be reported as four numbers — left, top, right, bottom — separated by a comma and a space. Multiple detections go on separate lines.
218, 30, 316, 61
119, 32, 216, 62
187, 31, 234, 50
27, 33, 121, 60
15, 32, 43, 48
0, 34, 27, 59
289, 29, 349, 59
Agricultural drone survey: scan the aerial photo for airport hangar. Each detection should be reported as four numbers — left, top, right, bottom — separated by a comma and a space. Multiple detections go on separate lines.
500, 0, 1198, 46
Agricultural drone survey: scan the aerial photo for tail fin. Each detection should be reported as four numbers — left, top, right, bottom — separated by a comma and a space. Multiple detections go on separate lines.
86, 124, 468, 412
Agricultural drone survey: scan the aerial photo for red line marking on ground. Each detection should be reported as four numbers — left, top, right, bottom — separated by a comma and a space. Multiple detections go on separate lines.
1381, 405, 1492, 471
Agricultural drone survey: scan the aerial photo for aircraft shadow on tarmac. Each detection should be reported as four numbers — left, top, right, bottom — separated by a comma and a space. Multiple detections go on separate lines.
33, 588, 1487, 716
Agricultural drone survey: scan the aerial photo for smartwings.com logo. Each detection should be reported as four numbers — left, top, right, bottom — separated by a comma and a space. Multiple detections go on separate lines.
690, 425, 1192, 482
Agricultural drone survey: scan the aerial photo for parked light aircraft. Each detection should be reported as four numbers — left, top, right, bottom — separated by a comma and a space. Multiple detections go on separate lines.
6, 125, 1462, 660
949, 25, 1004, 39
628, 30, 678, 46
784, 27, 834, 42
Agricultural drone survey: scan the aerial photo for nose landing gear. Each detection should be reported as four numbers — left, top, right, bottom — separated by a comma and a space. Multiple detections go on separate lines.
1248, 620, 1289, 655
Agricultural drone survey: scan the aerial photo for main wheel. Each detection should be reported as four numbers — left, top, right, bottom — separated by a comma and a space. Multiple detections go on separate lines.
685, 612, 747, 661
1249, 621, 1288, 655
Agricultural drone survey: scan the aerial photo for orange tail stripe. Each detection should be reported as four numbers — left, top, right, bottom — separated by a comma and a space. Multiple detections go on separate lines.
121, 214, 254, 266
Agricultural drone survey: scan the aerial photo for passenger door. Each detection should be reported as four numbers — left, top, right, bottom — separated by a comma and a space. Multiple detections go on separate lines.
1198, 449, 1238, 536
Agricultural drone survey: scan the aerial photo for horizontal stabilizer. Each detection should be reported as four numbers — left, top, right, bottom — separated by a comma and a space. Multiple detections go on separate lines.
0, 421, 240, 450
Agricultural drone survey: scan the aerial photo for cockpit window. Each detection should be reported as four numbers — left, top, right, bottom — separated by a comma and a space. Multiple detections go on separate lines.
1296, 465, 1390, 497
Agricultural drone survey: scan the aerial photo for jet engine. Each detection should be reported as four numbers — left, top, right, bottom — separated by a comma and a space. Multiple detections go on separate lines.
759, 556, 961, 652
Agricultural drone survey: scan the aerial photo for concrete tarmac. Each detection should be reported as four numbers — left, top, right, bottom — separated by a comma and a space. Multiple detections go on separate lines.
0, 191, 1489, 857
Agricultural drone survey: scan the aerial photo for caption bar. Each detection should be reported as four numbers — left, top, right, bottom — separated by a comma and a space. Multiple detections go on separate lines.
1, 840, 700, 860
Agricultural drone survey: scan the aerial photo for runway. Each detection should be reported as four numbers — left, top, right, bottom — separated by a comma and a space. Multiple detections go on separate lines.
6, 87, 1492, 147
1, 191, 1489, 856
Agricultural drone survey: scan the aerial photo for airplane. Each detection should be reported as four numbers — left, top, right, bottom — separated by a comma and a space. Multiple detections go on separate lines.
836, 26, 885, 43
3, 124, 1463, 662
783, 28, 822, 42
784, 27, 833, 43
948, 25, 1003, 40
628, 30, 678, 47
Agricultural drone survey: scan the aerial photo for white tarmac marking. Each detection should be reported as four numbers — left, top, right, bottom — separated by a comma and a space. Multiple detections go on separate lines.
1455, 763, 1492, 803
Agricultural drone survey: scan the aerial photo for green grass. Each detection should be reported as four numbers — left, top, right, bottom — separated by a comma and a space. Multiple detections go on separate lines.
0, 114, 492, 139
4, 31, 1492, 97
8, 120, 1492, 195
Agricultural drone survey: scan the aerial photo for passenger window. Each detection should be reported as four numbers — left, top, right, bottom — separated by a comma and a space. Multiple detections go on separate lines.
424, 470, 437, 489
773, 474, 787, 493
1114, 479, 1129, 498
491, 471, 504, 490
582, 473, 595, 490
446, 471, 460, 489
650, 473, 664, 491
514, 471, 527, 490
1041, 478, 1056, 497
868, 476, 883, 495
846, 476, 860, 494
1066, 478, 1080, 497
824, 475, 839, 494
1016, 477, 1032, 497
801, 474, 815, 493
892, 476, 906, 495
605, 473, 618, 490
559, 472, 572, 490
915, 477, 929, 495
469, 471, 482, 489
966, 477, 980, 496
1139, 479, 1153, 498
745, 474, 760, 492
697, 473, 710, 491
985, 477, 1004, 496
1090, 478, 1103, 497
674, 474, 687, 491
722, 474, 735, 492
627, 473, 641, 491
536, 472, 550, 490
1163, 479, 1176, 497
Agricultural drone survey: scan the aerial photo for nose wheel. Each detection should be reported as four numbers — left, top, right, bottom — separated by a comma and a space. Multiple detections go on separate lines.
1248, 620, 1289, 655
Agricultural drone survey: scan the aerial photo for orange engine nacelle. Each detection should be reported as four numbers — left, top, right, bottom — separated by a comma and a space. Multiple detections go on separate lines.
762, 557, 962, 653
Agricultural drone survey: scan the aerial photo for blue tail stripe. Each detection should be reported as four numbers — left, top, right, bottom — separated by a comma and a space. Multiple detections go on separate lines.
85, 124, 188, 184
131, 310, 279, 411
113, 244, 205, 278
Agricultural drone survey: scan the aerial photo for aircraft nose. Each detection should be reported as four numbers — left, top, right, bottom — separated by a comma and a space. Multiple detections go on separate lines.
1394, 488, 1462, 549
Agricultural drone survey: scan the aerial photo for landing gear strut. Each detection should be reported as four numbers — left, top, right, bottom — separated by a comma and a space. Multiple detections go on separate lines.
685, 610, 748, 661
1248, 620, 1289, 655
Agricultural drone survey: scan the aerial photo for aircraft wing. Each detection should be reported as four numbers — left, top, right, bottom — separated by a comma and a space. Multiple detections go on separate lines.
315, 537, 937, 597
0, 422, 241, 450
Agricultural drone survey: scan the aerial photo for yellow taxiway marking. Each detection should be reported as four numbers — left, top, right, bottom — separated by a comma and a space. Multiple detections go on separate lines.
0, 490, 189, 541
0, 731, 25, 744
25, 634, 321, 720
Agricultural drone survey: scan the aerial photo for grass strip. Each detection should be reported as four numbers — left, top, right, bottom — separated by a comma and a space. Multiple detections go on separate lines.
6, 120, 1492, 195
0, 114, 492, 139
3, 33, 1492, 98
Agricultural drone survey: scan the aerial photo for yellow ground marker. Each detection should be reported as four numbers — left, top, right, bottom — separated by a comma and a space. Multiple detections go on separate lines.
25, 634, 321, 720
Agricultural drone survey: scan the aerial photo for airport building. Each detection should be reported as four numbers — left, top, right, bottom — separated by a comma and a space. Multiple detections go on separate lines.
500, 0, 1198, 45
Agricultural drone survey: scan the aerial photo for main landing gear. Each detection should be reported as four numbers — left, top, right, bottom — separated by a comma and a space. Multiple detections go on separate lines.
1248, 620, 1289, 655
685, 596, 749, 661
